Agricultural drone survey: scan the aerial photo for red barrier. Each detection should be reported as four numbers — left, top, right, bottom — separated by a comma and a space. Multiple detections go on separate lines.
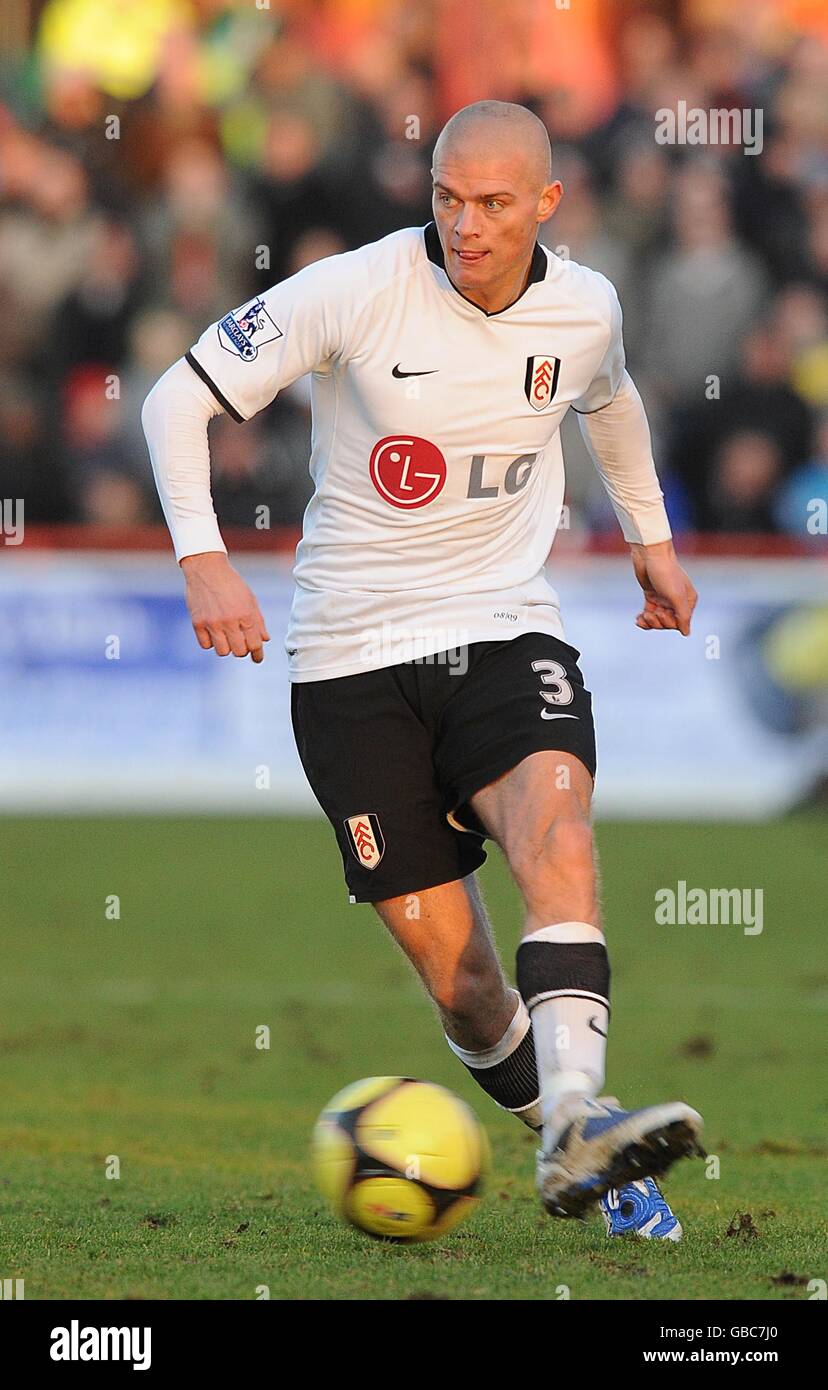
9, 525, 821, 559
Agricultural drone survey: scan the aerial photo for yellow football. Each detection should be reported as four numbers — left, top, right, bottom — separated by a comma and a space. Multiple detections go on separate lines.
312, 1076, 489, 1242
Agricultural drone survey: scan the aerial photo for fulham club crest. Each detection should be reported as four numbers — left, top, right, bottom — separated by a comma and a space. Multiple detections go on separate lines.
344, 813, 385, 869
524, 355, 561, 411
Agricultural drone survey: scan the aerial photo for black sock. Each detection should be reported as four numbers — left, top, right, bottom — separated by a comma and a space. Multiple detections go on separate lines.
444, 989, 542, 1131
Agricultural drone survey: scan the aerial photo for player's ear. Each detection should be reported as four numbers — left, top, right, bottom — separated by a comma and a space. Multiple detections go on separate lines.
536, 181, 563, 225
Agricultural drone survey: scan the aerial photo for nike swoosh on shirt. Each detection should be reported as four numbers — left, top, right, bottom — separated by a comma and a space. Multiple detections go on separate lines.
392, 364, 439, 378
540, 712, 580, 721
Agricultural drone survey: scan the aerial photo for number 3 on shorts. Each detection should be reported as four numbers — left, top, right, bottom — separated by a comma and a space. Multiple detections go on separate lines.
531, 657, 575, 716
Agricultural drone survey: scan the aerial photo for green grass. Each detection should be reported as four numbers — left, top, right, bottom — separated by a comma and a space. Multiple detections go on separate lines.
0, 814, 826, 1300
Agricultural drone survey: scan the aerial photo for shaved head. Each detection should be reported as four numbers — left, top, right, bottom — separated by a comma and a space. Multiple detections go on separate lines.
430, 101, 561, 314
434, 101, 553, 192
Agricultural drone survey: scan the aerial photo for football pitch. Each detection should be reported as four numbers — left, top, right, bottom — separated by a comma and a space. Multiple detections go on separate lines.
1, 813, 825, 1301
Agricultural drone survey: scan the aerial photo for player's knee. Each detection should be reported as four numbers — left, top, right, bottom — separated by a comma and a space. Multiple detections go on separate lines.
510, 814, 595, 895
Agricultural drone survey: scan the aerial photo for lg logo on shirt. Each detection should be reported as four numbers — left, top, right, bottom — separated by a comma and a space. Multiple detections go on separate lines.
369, 436, 538, 509
369, 436, 447, 508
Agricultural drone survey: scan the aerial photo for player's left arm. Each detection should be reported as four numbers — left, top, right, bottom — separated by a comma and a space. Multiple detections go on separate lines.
573, 278, 697, 636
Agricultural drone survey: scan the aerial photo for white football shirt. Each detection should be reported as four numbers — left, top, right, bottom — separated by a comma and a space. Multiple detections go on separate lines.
184, 223, 648, 682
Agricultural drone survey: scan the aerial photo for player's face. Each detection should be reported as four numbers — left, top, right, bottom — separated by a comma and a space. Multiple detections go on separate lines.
431, 148, 561, 312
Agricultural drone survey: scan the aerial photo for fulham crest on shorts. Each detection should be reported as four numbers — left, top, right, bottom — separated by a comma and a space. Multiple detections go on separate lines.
344, 813, 385, 869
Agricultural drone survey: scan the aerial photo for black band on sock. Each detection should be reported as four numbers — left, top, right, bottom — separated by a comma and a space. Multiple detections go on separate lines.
516, 940, 611, 1012
458, 1027, 540, 1113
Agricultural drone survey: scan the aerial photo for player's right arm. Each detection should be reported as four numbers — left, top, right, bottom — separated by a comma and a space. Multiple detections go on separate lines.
141, 250, 371, 660
141, 357, 270, 660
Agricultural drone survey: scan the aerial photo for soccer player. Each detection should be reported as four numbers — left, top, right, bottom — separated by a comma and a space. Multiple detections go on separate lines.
143, 101, 703, 1236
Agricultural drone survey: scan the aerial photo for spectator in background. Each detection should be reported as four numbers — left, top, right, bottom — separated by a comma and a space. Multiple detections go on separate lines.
251, 111, 344, 287
732, 34, 828, 284
0, 376, 69, 522
139, 137, 263, 323
642, 161, 768, 404
805, 196, 828, 287
61, 365, 151, 524
0, 143, 98, 364
538, 152, 634, 315
732, 126, 814, 285
667, 316, 813, 527
773, 284, 828, 409
251, 26, 363, 175
581, 10, 679, 182
350, 67, 436, 242
776, 412, 828, 540
44, 217, 143, 389
707, 431, 785, 533
601, 140, 673, 364
603, 138, 671, 261
210, 409, 312, 533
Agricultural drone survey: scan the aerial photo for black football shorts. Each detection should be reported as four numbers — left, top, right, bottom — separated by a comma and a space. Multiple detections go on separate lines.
290, 632, 596, 904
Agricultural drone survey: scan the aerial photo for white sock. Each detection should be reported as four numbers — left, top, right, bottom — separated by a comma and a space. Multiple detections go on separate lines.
517, 922, 610, 1140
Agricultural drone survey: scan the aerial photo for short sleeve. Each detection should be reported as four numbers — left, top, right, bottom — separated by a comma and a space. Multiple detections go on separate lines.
572, 276, 626, 414
185, 250, 368, 423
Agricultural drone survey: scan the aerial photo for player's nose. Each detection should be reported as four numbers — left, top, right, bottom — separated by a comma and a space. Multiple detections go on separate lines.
454, 205, 483, 239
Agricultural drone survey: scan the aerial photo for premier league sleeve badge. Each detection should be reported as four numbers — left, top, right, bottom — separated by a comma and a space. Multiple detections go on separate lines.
217, 298, 283, 361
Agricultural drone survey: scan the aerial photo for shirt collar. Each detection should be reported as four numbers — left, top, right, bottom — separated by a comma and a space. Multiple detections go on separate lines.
423, 221, 547, 316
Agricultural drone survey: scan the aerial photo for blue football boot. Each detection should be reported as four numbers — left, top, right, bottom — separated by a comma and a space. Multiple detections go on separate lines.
601, 1177, 683, 1240
536, 1094, 704, 1219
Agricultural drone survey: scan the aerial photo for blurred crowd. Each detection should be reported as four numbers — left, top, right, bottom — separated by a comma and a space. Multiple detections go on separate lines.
0, 0, 827, 540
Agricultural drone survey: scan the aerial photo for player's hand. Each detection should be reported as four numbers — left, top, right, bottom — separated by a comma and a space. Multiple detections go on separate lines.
629, 539, 697, 636
180, 552, 271, 662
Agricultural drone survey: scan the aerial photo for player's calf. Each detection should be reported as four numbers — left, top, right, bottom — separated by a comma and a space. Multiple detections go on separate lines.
431, 960, 514, 1052
373, 877, 541, 1123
